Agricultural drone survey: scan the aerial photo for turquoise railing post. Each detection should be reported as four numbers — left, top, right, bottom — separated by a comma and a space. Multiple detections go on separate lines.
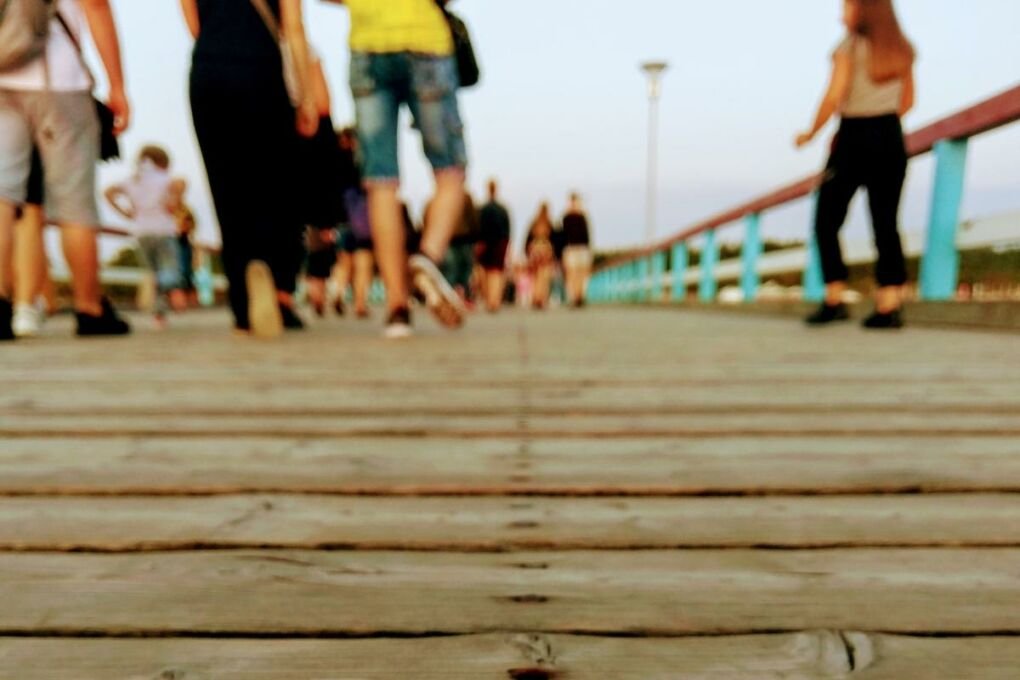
650, 251, 666, 302
802, 191, 825, 303
671, 241, 688, 303
741, 212, 763, 303
195, 249, 215, 307
698, 229, 719, 303
636, 256, 644, 301
920, 139, 970, 301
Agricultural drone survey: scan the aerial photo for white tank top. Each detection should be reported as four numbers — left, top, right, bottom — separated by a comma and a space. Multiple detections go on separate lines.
837, 38, 904, 118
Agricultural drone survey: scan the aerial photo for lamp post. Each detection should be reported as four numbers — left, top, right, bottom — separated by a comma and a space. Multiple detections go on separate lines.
641, 61, 669, 246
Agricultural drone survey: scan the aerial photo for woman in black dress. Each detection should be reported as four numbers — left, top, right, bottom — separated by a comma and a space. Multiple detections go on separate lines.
180, 0, 318, 337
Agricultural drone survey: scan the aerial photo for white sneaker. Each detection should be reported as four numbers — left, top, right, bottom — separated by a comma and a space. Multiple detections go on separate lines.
383, 307, 414, 340
12, 303, 43, 338
409, 254, 465, 329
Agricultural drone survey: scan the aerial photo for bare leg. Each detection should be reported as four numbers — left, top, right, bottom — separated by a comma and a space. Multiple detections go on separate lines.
13, 205, 45, 306
368, 184, 408, 312
486, 270, 504, 312
564, 264, 580, 305
0, 202, 15, 299
825, 281, 847, 307
418, 171, 465, 263
534, 265, 551, 308
60, 224, 103, 316
353, 249, 374, 314
875, 285, 902, 313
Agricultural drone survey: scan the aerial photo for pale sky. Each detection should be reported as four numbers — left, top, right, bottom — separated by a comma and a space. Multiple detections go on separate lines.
90, 0, 1020, 256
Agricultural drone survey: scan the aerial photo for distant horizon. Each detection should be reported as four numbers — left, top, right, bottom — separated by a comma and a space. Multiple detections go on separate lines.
86, 0, 1019, 258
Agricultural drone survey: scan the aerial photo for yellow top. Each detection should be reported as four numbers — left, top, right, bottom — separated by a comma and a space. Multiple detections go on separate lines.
345, 0, 453, 56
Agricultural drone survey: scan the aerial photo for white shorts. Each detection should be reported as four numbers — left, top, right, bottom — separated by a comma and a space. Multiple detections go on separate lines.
0, 89, 100, 226
563, 245, 593, 270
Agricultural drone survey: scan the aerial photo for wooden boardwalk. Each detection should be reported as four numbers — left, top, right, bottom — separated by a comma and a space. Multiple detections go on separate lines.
1, 307, 1018, 678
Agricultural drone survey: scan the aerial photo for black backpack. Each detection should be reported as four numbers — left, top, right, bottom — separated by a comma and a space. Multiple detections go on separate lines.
435, 0, 480, 88
0, 0, 54, 72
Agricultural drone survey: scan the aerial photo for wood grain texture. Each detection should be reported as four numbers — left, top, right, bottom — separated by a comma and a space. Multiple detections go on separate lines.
1, 633, 1019, 679
1, 494, 1017, 551
2, 436, 1017, 495
0, 549, 1017, 635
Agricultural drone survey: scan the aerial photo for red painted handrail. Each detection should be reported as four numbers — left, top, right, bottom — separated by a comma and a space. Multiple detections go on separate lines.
602, 83, 1020, 268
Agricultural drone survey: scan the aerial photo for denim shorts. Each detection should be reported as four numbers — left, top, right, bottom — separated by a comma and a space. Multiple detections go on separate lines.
349, 52, 467, 183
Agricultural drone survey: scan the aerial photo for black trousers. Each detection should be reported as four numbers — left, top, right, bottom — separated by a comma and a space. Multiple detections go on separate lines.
190, 64, 304, 328
814, 115, 908, 287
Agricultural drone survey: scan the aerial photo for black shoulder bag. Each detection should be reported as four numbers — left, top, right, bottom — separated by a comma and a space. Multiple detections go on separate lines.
434, 0, 480, 88
54, 11, 120, 161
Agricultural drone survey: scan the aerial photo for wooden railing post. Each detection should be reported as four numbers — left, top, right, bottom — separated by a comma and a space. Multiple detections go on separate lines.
671, 241, 688, 303
699, 230, 719, 303
741, 213, 762, 303
920, 139, 970, 301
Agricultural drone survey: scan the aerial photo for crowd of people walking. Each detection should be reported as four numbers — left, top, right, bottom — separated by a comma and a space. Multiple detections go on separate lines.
0, 0, 919, 341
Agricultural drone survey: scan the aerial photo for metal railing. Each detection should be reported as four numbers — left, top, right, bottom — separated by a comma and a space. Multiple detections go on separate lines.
590, 84, 1020, 305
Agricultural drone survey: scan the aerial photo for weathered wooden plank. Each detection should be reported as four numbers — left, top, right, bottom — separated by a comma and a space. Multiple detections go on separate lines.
1, 633, 1018, 679
2, 436, 1018, 495
0, 549, 1016, 634
2, 411, 1018, 438
5, 384, 1020, 412
1, 494, 1017, 552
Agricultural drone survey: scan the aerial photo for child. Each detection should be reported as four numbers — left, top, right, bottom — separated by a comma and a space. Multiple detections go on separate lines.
105, 146, 187, 328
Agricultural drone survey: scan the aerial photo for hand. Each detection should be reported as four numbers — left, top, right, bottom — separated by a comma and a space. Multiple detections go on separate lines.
795, 131, 814, 149
107, 87, 130, 136
297, 99, 319, 138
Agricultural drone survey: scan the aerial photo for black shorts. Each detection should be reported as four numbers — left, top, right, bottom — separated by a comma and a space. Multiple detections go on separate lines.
339, 228, 373, 254
25, 148, 44, 207
477, 239, 509, 272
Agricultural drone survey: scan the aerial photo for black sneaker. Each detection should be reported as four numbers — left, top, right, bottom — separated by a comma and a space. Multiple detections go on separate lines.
862, 308, 905, 330
280, 304, 306, 331
76, 298, 131, 337
0, 299, 15, 342
805, 302, 850, 326
334, 299, 346, 317
383, 306, 413, 340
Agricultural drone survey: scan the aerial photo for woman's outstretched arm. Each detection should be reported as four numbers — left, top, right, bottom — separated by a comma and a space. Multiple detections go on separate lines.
795, 48, 853, 148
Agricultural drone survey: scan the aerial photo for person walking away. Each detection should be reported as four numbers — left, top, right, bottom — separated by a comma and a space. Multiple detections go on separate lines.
318, 127, 375, 319
525, 203, 556, 311
302, 59, 350, 318
0, 0, 132, 340
180, 0, 319, 338
328, 0, 469, 339
104, 146, 188, 328
477, 179, 511, 313
796, 0, 916, 329
174, 200, 198, 307
561, 192, 593, 308
433, 191, 478, 307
